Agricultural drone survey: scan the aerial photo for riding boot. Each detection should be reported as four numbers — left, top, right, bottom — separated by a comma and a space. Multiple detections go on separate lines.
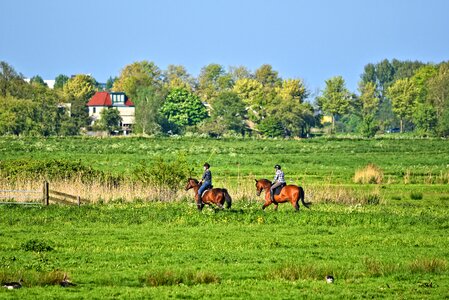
270, 190, 277, 204
197, 197, 203, 211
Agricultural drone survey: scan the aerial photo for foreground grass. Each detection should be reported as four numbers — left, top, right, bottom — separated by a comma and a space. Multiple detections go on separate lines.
1, 200, 448, 299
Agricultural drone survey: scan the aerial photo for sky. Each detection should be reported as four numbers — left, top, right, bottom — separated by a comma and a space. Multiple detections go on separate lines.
1, 0, 448, 96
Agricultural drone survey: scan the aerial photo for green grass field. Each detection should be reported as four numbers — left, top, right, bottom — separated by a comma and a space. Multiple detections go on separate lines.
1, 201, 448, 299
1, 136, 449, 298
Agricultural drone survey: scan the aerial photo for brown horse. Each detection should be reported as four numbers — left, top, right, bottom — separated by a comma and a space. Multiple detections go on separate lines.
255, 179, 310, 211
185, 178, 232, 211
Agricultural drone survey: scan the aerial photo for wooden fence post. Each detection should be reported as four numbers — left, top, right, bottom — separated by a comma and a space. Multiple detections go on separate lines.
77, 196, 81, 207
43, 181, 49, 206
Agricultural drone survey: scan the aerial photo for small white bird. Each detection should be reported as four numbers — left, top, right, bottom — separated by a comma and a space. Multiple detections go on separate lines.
3, 279, 23, 289
325, 275, 334, 284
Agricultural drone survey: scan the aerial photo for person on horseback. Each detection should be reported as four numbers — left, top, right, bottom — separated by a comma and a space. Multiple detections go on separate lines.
270, 164, 286, 203
198, 162, 212, 207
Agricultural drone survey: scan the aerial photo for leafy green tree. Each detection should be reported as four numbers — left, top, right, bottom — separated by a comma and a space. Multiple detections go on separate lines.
255, 64, 281, 88
410, 65, 438, 135
30, 75, 47, 87
229, 66, 252, 82
160, 88, 208, 131
105, 76, 117, 91
316, 76, 351, 133
386, 78, 417, 133
197, 64, 232, 103
113, 61, 162, 99
63, 74, 97, 101
134, 86, 167, 135
99, 108, 122, 133
54, 74, 69, 90
427, 63, 449, 136
163, 65, 194, 91
275, 79, 308, 102
358, 82, 380, 137
0, 61, 31, 98
210, 91, 246, 135
257, 116, 284, 137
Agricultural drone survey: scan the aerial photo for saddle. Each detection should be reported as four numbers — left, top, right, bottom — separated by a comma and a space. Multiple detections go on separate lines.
272, 183, 286, 195
201, 185, 213, 197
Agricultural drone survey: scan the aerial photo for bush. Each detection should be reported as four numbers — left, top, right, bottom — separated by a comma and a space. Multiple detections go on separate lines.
410, 192, 423, 200
21, 239, 53, 252
354, 163, 383, 184
132, 155, 190, 191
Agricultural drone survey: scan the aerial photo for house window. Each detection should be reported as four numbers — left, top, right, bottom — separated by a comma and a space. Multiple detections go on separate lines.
93, 107, 96, 113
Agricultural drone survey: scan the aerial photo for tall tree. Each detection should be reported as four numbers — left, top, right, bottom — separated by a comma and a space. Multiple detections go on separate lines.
99, 108, 122, 133
30, 75, 47, 87
133, 86, 166, 135
113, 61, 162, 99
63, 74, 97, 101
358, 82, 380, 137
427, 63, 449, 136
197, 63, 232, 103
105, 76, 117, 91
229, 66, 252, 82
163, 65, 194, 91
0, 61, 31, 98
54, 74, 69, 90
210, 91, 246, 135
160, 88, 208, 132
316, 76, 351, 132
386, 78, 417, 133
255, 64, 282, 88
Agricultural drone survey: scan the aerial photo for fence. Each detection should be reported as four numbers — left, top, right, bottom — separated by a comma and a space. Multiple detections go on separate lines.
0, 181, 88, 206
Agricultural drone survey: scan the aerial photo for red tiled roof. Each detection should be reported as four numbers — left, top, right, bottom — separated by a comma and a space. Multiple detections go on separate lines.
87, 92, 112, 106
125, 99, 134, 106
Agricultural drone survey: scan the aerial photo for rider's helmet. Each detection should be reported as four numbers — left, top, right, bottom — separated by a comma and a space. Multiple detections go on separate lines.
274, 164, 281, 170
204, 162, 210, 168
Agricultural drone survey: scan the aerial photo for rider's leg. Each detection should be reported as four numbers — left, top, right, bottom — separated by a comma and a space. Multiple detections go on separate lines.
270, 182, 281, 203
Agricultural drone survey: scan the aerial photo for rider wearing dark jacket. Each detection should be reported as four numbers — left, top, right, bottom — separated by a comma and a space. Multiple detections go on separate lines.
198, 163, 212, 208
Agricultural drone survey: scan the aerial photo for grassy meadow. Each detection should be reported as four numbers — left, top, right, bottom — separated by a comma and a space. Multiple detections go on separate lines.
1, 136, 449, 298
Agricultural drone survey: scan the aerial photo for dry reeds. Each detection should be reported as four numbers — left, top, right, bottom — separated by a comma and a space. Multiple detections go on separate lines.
354, 163, 383, 184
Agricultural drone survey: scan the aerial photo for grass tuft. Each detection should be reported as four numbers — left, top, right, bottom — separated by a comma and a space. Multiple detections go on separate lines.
141, 269, 220, 286
409, 258, 447, 274
410, 192, 423, 200
354, 163, 384, 184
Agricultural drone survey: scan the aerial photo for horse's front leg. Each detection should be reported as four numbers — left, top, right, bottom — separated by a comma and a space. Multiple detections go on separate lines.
262, 200, 271, 210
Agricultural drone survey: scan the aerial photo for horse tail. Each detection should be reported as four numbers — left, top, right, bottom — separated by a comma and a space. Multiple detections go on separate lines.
222, 189, 232, 209
299, 186, 311, 208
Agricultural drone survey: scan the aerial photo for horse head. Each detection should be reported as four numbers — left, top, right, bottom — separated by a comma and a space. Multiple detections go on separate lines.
255, 179, 271, 196
185, 178, 199, 191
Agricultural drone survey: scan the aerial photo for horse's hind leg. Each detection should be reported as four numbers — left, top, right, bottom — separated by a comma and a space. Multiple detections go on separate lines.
292, 200, 299, 211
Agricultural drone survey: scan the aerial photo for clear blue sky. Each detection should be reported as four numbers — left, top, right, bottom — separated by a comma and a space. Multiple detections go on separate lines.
1, 0, 448, 95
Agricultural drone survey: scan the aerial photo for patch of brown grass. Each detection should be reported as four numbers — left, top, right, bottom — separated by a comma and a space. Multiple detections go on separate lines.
354, 164, 383, 184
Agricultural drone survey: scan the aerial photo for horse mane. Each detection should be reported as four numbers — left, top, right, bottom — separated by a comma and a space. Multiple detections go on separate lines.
260, 178, 272, 185
188, 178, 199, 184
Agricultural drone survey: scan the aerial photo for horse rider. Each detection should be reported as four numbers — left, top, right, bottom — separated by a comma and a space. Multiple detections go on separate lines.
270, 164, 286, 203
198, 162, 212, 208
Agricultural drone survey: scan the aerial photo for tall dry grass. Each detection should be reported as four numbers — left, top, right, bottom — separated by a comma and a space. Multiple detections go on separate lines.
0, 177, 383, 205
354, 163, 383, 184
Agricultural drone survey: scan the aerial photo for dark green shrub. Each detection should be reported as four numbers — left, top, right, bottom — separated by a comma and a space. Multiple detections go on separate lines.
21, 239, 53, 252
410, 192, 423, 200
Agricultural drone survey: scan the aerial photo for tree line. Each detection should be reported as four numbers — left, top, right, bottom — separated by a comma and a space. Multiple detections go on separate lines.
0, 59, 448, 137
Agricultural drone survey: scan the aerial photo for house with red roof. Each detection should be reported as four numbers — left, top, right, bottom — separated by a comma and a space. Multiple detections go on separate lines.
87, 91, 135, 134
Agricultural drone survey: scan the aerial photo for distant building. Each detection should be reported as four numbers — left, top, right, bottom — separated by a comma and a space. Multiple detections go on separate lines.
86, 91, 135, 134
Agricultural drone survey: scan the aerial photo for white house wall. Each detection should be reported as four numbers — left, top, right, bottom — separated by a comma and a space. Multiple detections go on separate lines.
88, 106, 135, 126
